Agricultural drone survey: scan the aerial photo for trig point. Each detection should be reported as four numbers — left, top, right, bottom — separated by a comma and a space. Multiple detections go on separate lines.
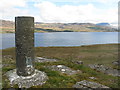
6, 16, 48, 88
15, 16, 35, 76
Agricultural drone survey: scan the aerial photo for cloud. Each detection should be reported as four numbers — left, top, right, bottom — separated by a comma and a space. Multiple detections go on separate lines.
0, 0, 31, 20
92, 0, 119, 3
0, 0, 118, 27
32, 0, 119, 3
34, 1, 118, 25
0, 0, 27, 8
1, 8, 30, 21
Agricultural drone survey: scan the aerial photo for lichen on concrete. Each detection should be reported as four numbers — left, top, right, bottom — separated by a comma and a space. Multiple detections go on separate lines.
6, 69, 48, 88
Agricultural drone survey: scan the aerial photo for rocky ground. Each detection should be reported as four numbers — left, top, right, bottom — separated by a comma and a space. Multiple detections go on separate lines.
88, 64, 120, 77
46, 65, 80, 75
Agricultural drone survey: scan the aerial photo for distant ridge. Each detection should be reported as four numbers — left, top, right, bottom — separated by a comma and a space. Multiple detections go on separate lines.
35, 22, 43, 24
0, 20, 118, 33
0, 20, 14, 27
96, 23, 110, 26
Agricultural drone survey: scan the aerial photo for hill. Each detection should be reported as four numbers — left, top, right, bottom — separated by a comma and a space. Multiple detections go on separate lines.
96, 23, 110, 26
0, 20, 118, 33
0, 20, 15, 33
35, 23, 118, 32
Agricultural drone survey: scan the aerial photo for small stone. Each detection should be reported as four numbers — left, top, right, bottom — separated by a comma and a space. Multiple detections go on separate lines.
57, 65, 63, 68
37, 57, 45, 60
89, 77, 96, 80
72, 60, 83, 65
76, 61, 83, 65
61, 69, 66, 72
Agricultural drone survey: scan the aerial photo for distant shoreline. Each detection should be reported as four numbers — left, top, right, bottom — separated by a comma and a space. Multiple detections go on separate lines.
2, 43, 119, 50
1, 30, 118, 33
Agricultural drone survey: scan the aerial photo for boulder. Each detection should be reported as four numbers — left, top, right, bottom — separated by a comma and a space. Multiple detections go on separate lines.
112, 61, 119, 65
47, 65, 81, 75
73, 80, 110, 88
35, 57, 58, 62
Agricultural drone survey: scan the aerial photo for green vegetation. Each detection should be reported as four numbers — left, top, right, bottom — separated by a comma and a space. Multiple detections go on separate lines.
35, 28, 73, 32
2, 44, 120, 88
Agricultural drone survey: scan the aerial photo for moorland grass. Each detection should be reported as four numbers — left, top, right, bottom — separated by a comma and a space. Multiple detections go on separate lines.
2, 44, 120, 88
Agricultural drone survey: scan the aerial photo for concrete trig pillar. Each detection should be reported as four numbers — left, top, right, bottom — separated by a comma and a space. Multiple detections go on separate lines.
15, 16, 35, 76
6, 16, 48, 88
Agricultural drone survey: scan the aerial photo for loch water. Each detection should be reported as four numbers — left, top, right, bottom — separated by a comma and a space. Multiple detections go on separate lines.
1, 32, 118, 49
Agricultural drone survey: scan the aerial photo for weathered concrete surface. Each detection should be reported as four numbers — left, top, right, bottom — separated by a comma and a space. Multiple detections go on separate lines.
88, 64, 120, 77
47, 65, 81, 75
73, 80, 110, 89
35, 57, 58, 63
6, 69, 48, 88
15, 16, 35, 76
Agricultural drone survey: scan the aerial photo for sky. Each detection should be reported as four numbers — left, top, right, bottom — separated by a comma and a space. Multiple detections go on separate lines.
0, 0, 119, 27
